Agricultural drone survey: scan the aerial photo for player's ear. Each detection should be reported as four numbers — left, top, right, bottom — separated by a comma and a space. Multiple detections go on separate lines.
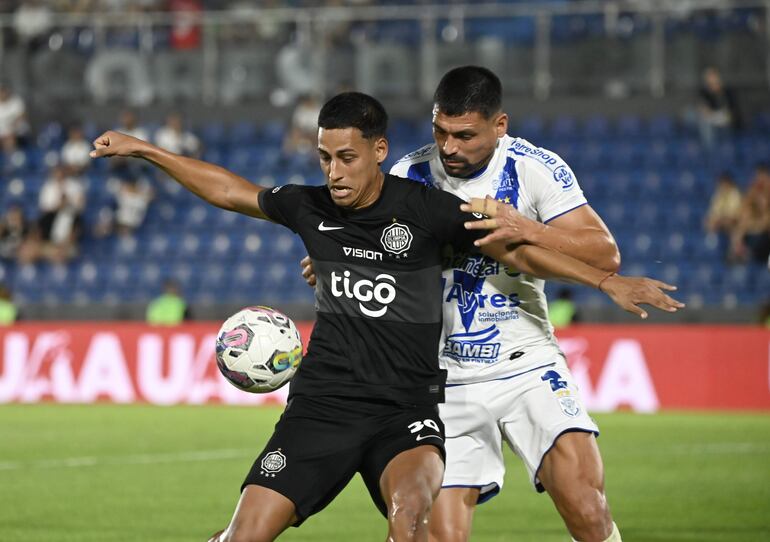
375, 136, 388, 165
495, 113, 508, 138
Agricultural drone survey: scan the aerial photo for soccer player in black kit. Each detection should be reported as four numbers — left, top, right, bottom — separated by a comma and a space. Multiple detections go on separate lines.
90, 93, 682, 542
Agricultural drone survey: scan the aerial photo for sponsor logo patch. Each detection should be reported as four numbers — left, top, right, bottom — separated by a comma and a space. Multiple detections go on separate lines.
443, 326, 501, 364
554, 165, 575, 190
331, 270, 397, 318
343, 246, 383, 261
558, 396, 581, 417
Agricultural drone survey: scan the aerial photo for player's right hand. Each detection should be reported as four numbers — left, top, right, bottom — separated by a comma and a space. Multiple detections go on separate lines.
89, 131, 146, 159
600, 275, 685, 319
300, 255, 317, 287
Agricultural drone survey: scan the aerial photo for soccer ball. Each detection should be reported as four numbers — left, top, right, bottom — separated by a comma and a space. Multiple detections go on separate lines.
215, 306, 303, 393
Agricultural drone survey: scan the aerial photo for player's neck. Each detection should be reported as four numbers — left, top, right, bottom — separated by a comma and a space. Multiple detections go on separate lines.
352, 170, 386, 210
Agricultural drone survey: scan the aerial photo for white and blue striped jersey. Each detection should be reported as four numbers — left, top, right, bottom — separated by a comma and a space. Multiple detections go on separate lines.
390, 135, 588, 384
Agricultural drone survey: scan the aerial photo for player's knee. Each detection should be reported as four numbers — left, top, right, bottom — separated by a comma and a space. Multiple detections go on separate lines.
562, 489, 611, 535
220, 525, 274, 542
575, 498, 608, 530
429, 519, 471, 542
388, 489, 433, 534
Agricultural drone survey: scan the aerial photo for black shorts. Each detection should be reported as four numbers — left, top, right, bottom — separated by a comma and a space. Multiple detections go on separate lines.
242, 395, 446, 525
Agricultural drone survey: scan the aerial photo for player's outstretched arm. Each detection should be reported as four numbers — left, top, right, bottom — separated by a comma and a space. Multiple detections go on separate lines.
480, 242, 684, 319
90, 131, 268, 219
462, 197, 620, 272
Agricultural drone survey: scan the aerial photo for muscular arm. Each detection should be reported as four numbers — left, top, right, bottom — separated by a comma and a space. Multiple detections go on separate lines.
90, 131, 268, 219
479, 241, 683, 319
479, 242, 609, 289
463, 199, 621, 272
529, 206, 619, 272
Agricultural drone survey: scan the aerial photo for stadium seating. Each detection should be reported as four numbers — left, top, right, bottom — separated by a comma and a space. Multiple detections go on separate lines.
0, 109, 767, 311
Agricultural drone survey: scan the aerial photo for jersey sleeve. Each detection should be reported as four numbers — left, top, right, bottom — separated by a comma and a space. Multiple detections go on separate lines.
257, 184, 306, 232
389, 145, 436, 188
421, 186, 483, 252
522, 158, 587, 223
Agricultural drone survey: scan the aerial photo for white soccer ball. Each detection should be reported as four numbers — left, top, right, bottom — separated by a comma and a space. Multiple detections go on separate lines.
215, 306, 303, 393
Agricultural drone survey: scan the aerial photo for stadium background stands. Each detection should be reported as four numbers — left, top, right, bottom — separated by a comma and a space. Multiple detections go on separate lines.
0, 0, 768, 322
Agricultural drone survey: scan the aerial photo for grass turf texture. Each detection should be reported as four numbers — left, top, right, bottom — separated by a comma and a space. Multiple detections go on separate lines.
1, 405, 768, 541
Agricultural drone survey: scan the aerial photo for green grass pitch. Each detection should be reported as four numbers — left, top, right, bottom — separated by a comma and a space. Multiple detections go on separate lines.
1, 405, 768, 541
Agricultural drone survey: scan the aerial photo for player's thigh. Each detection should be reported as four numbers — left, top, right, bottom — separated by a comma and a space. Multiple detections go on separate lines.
360, 403, 446, 516
380, 445, 445, 508
499, 364, 599, 491
537, 431, 605, 497
440, 383, 505, 499
429, 487, 480, 542
242, 396, 363, 524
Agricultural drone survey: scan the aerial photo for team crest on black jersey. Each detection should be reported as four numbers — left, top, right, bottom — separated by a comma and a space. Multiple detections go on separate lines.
260, 450, 286, 477
381, 222, 413, 255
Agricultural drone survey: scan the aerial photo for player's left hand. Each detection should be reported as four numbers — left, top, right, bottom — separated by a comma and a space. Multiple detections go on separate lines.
300, 255, 317, 287
460, 197, 541, 246
599, 275, 685, 319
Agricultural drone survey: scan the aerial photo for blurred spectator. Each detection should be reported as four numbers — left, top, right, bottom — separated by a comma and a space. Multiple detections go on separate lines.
95, 163, 154, 237
276, 42, 322, 99
0, 204, 29, 262
113, 109, 150, 176
21, 166, 85, 264
154, 113, 200, 157
169, 0, 202, 50
0, 84, 29, 153
13, 0, 53, 52
761, 300, 770, 328
113, 175, 154, 237
60, 125, 92, 176
283, 94, 321, 156
116, 109, 149, 141
548, 288, 580, 328
697, 66, 741, 149
147, 280, 189, 325
730, 164, 770, 264
0, 283, 17, 326
704, 172, 742, 234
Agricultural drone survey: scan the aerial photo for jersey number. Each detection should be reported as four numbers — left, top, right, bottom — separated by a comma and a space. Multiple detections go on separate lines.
408, 419, 440, 433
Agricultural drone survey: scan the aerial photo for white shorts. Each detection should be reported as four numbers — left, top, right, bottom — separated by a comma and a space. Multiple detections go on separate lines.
439, 360, 599, 502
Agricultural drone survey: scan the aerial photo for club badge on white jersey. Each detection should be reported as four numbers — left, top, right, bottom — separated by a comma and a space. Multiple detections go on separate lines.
391, 135, 588, 384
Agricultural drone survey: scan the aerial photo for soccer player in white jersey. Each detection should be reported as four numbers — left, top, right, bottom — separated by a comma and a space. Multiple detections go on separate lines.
389, 66, 624, 542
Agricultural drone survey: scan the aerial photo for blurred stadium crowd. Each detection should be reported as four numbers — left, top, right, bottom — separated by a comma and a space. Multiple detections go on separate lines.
0, 1, 767, 320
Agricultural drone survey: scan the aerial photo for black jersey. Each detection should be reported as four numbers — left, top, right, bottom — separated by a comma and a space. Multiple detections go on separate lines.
258, 174, 481, 405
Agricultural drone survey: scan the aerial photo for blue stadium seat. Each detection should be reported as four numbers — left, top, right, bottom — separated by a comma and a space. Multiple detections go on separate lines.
616, 115, 643, 139
202, 146, 227, 166
582, 115, 610, 139
36, 122, 65, 150
636, 171, 663, 198
515, 116, 545, 140
176, 233, 205, 260
466, 17, 536, 45
184, 204, 211, 230
228, 121, 258, 145
200, 122, 227, 147
198, 263, 228, 294
373, 19, 422, 45
112, 235, 140, 261
550, 116, 579, 140
256, 121, 287, 146
647, 115, 676, 138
